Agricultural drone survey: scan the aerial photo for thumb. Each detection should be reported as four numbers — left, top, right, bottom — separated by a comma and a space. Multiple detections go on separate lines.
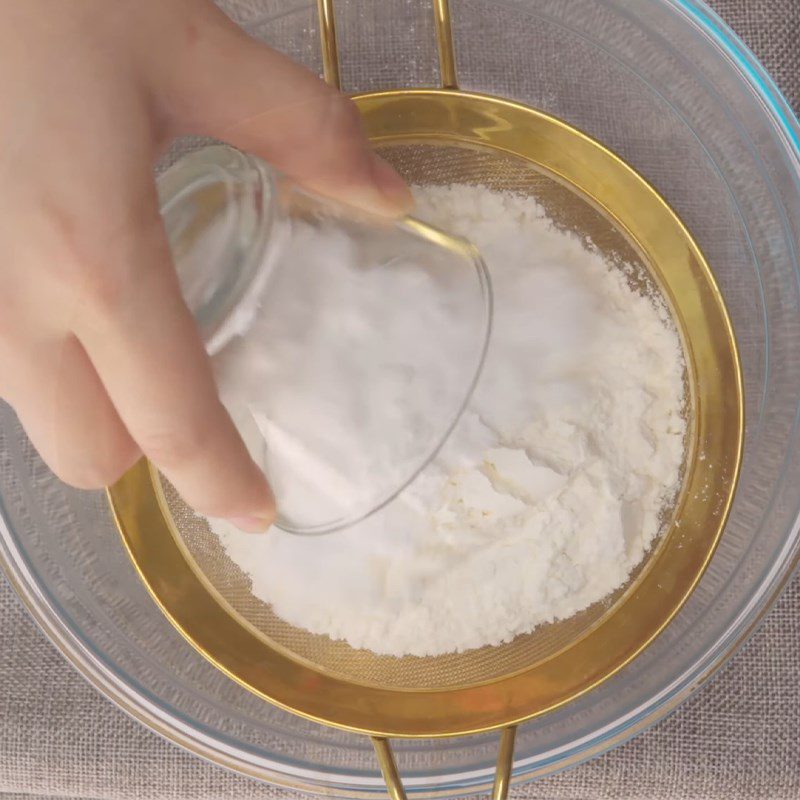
159, 4, 412, 216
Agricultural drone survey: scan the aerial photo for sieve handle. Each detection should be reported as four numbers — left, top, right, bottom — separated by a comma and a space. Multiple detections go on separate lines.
316, 0, 340, 89
371, 727, 517, 800
316, 0, 459, 91
433, 0, 458, 89
371, 738, 406, 800
492, 727, 517, 800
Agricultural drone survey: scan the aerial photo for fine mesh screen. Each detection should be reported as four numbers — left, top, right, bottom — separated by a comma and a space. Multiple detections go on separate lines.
160, 141, 681, 692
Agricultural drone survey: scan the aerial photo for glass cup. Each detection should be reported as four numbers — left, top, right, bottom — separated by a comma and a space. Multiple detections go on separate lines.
157, 145, 492, 534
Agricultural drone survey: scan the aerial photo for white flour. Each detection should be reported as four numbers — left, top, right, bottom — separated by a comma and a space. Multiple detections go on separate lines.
214, 206, 484, 531
210, 185, 686, 657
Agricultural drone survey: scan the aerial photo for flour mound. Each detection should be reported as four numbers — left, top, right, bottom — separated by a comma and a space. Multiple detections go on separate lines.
211, 185, 686, 657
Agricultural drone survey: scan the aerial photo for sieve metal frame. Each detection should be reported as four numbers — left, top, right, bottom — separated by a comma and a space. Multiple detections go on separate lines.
108, 1, 743, 798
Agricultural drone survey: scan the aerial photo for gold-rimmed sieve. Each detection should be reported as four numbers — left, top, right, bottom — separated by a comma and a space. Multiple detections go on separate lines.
109, 1, 743, 797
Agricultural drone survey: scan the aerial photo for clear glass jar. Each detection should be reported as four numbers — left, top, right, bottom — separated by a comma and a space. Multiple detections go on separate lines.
157, 145, 492, 534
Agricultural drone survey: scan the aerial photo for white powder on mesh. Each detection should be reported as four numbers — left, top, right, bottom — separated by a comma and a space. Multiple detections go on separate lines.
210, 184, 686, 657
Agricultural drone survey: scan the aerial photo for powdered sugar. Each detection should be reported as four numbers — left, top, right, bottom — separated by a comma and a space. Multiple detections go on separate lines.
210, 184, 686, 657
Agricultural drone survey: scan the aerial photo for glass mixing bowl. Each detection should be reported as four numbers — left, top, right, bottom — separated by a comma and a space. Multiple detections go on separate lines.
1, 0, 800, 795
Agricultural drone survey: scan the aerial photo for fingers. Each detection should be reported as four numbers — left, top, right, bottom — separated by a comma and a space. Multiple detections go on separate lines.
1, 334, 140, 490
157, 3, 412, 216
72, 191, 276, 530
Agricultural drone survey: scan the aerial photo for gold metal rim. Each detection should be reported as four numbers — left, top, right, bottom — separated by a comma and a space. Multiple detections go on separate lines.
109, 88, 743, 738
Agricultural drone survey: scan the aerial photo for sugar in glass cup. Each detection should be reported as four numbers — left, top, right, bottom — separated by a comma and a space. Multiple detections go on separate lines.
158, 145, 492, 534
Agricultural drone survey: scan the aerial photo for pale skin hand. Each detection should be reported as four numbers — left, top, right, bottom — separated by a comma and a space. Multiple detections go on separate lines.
0, 0, 412, 532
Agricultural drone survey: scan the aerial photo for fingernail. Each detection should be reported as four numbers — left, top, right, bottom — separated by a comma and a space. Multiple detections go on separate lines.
369, 156, 414, 214
227, 515, 274, 534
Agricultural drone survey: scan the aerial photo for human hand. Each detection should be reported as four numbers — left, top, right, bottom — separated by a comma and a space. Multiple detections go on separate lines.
0, 0, 411, 532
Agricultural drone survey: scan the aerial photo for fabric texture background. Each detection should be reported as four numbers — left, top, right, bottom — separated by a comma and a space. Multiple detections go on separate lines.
2, 1, 799, 798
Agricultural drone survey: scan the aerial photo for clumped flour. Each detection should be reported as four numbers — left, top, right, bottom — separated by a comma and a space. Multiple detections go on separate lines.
210, 185, 686, 657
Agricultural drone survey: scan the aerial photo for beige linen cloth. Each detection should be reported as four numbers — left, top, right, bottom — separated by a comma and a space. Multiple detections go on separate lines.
2, 1, 800, 799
